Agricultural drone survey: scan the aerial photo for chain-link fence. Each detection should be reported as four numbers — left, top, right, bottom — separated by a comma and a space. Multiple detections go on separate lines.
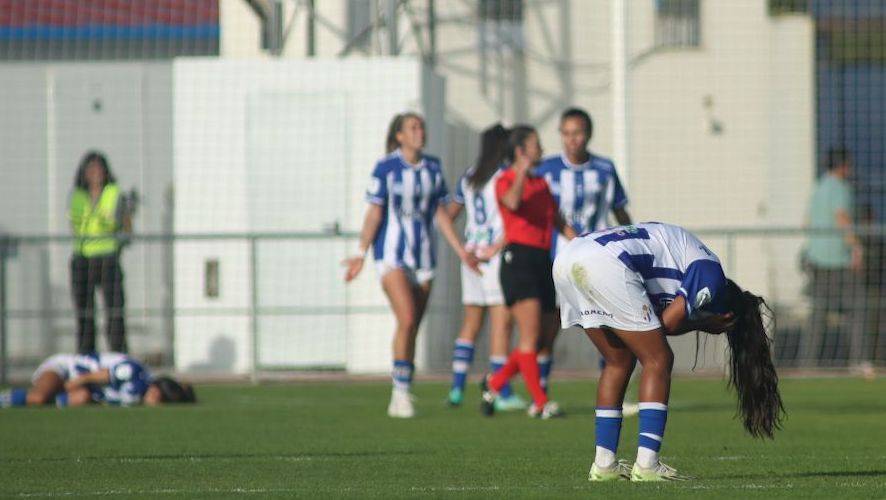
0, 1, 884, 382
2, 225, 883, 384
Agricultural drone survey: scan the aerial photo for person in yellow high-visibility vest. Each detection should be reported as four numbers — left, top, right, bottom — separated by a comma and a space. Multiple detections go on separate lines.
68, 151, 132, 354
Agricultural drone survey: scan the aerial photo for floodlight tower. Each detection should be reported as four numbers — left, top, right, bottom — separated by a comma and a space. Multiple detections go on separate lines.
239, 0, 594, 126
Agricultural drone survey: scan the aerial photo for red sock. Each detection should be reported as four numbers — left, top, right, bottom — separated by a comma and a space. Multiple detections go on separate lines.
517, 350, 548, 408
489, 351, 520, 392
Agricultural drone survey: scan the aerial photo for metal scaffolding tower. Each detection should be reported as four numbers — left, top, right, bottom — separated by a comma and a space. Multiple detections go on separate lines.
242, 0, 608, 125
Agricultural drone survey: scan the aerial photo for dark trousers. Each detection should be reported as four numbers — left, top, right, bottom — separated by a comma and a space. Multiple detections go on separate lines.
802, 265, 866, 366
71, 254, 127, 353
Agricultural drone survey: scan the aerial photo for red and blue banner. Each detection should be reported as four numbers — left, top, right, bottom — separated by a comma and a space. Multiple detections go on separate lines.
0, 0, 219, 40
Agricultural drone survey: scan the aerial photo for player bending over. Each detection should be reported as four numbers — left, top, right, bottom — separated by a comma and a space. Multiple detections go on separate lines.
0, 352, 195, 408
553, 222, 784, 481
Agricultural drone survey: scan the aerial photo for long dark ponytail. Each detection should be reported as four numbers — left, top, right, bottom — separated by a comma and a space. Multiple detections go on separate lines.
467, 123, 509, 190
722, 279, 785, 439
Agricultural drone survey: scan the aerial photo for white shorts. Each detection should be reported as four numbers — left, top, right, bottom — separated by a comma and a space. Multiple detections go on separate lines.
461, 253, 504, 306
32, 354, 75, 383
552, 237, 661, 332
375, 261, 435, 285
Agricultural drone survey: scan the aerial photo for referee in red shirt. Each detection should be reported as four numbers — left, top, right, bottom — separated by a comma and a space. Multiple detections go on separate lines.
481, 125, 576, 419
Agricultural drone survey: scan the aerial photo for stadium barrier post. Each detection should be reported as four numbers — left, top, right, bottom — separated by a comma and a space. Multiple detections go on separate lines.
0, 235, 11, 386
250, 235, 260, 385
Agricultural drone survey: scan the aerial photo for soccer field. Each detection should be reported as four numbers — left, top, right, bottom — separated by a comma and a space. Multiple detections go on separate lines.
1, 377, 884, 499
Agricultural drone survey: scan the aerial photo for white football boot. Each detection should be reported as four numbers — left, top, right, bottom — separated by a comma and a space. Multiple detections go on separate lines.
387, 390, 416, 418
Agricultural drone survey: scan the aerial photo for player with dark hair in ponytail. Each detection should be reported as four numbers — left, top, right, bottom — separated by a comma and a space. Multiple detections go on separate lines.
444, 124, 528, 411
720, 279, 784, 438
479, 125, 577, 420
552, 222, 785, 482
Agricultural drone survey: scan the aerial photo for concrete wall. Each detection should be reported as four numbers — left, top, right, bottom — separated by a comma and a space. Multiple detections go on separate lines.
171, 57, 448, 375
214, 1, 814, 373
0, 1, 816, 376
628, 3, 815, 331
0, 63, 174, 367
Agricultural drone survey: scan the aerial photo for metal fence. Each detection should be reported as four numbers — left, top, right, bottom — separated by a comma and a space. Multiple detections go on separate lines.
1, 225, 884, 384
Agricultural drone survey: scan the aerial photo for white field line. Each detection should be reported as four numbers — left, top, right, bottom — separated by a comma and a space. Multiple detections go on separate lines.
13, 480, 885, 498
4, 455, 317, 465
12, 488, 309, 498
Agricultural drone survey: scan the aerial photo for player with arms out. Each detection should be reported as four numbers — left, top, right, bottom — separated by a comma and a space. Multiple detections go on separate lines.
553, 222, 784, 481
445, 124, 526, 411
0, 352, 195, 408
342, 112, 477, 418
534, 107, 632, 398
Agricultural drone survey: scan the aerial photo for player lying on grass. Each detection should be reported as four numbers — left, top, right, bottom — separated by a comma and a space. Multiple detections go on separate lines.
552, 222, 784, 481
445, 123, 526, 412
0, 352, 195, 407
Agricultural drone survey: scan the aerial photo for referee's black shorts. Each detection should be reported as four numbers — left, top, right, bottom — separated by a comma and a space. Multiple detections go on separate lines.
499, 243, 556, 312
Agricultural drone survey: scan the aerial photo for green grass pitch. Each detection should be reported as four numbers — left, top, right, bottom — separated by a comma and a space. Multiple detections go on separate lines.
1, 377, 884, 498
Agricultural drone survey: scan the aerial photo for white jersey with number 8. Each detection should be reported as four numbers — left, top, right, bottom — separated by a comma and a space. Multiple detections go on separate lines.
453, 166, 507, 305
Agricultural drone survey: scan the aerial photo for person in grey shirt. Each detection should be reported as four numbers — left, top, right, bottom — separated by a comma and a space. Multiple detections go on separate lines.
802, 148, 866, 368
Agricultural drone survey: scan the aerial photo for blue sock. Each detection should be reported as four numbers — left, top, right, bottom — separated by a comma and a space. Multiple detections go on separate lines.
594, 407, 623, 467
637, 402, 669, 468
0, 388, 28, 407
55, 392, 69, 408
450, 340, 475, 391
537, 355, 552, 394
489, 356, 513, 398
11, 388, 27, 406
392, 360, 414, 393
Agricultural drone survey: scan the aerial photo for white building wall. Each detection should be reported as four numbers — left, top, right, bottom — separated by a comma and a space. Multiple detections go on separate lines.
171, 58, 445, 375
209, 0, 816, 373
0, 63, 174, 366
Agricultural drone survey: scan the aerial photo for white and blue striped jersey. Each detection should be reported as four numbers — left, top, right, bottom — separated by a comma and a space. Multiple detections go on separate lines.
536, 153, 628, 254
584, 222, 728, 317
366, 150, 450, 271
59, 352, 153, 406
452, 166, 506, 253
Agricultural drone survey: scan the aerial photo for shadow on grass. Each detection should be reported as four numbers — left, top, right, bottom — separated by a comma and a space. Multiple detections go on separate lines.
712, 470, 886, 480
0, 450, 423, 464
667, 401, 886, 415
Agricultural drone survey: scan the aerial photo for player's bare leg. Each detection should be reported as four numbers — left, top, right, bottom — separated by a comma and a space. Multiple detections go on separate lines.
27, 371, 65, 406
535, 309, 560, 394
457, 305, 485, 343
607, 327, 672, 404
381, 269, 427, 418
66, 386, 94, 407
584, 328, 636, 408
607, 326, 686, 480
488, 305, 512, 357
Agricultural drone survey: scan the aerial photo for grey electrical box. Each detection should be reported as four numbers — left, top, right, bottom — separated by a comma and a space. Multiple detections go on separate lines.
204, 259, 219, 298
